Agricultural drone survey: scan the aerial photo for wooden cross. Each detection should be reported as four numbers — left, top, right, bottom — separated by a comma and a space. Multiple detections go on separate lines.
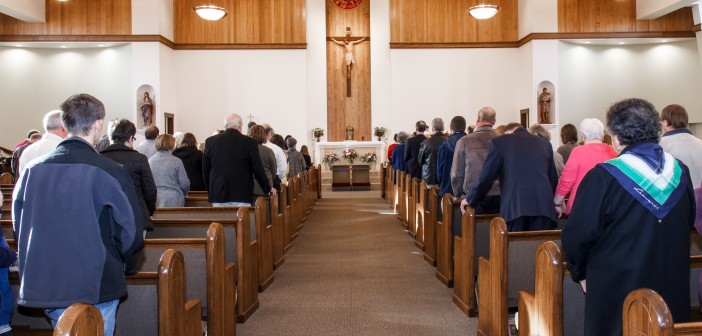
247, 113, 255, 123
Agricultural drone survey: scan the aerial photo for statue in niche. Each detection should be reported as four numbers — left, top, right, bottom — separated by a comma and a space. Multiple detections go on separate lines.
539, 88, 552, 124
141, 92, 154, 127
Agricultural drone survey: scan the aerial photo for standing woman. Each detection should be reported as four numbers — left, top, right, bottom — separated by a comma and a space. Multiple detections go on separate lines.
248, 125, 277, 200
101, 119, 157, 231
149, 134, 190, 207
300, 145, 312, 170
557, 123, 579, 164
562, 98, 694, 335
553, 118, 617, 217
172, 133, 206, 191
286, 137, 306, 179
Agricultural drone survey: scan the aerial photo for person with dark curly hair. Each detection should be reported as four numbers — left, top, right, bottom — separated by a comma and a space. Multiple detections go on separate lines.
562, 98, 694, 335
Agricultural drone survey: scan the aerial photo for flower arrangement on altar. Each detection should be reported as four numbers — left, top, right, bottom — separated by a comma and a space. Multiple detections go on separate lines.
312, 128, 325, 142
322, 153, 339, 164
360, 152, 377, 164
343, 148, 359, 163
373, 127, 387, 141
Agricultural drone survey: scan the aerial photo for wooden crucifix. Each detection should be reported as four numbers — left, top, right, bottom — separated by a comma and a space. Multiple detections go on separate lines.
330, 27, 367, 97
247, 113, 255, 123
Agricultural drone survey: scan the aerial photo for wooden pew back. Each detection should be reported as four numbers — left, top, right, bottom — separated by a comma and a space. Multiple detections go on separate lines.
436, 194, 455, 286
54, 303, 104, 336
422, 185, 439, 266
624, 288, 702, 336
0, 173, 13, 185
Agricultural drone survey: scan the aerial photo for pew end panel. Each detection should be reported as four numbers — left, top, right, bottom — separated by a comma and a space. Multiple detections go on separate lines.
54, 303, 104, 336
407, 176, 417, 238
271, 191, 285, 269
158, 249, 202, 336
236, 207, 260, 323
254, 197, 274, 292
435, 194, 455, 287
414, 180, 427, 250
422, 185, 439, 267
206, 222, 236, 336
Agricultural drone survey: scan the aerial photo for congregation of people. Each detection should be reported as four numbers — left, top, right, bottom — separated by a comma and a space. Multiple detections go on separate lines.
387, 99, 702, 335
1, 93, 314, 335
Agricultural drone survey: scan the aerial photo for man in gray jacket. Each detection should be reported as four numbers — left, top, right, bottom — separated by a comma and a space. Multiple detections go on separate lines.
452, 107, 500, 215
418, 118, 447, 187
659, 104, 702, 187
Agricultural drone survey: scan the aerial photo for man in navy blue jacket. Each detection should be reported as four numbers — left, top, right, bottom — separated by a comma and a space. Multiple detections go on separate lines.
436, 116, 467, 196
13, 94, 144, 335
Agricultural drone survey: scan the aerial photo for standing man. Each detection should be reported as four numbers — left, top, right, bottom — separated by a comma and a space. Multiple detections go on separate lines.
204, 114, 276, 206
404, 120, 428, 179
452, 108, 500, 214
135, 125, 159, 159
463, 124, 558, 231
13, 94, 144, 335
437, 116, 467, 196
418, 118, 448, 187
18, 110, 68, 176
659, 104, 702, 187
11, 133, 41, 177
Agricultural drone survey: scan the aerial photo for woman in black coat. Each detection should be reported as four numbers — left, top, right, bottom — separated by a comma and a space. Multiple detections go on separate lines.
100, 119, 157, 231
172, 133, 206, 191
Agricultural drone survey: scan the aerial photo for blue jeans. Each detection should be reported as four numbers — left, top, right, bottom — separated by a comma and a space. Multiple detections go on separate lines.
45, 299, 119, 336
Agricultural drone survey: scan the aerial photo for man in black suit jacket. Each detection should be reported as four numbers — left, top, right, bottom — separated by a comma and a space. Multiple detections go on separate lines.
404, 120, 428, 179
465, 125, 558, 231
203, 113, 276, 206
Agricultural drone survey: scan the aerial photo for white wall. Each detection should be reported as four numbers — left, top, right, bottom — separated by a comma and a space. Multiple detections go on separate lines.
370, 0, 392, 137
637, 0, 692, 20
132, 0, 174, 40
518, 0, 558, 38
0, 0, 44, 22
0, 45, 132, 148
172, 50, 308, 145
559, 40, 702, 130
306, 0, 327, 149
389, 48, 521, 134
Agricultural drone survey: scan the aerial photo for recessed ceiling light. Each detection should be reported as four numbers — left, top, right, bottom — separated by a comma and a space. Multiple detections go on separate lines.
97, 44, 105, 47
661, 40, 668, 43
618, 42, 625, 45
15, 44, 22, 47
584, 41, 591, 44
60, 45, 67, 48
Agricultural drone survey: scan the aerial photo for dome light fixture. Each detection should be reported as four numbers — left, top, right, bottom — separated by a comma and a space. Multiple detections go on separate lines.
468, 4, 500, 20
193, 5, 227, 21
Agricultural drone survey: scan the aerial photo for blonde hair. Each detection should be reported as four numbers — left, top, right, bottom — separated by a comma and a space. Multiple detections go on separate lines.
155, 134, 175, 151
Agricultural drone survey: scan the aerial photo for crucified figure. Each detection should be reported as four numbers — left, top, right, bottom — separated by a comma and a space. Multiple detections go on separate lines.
330, 36, 366, 79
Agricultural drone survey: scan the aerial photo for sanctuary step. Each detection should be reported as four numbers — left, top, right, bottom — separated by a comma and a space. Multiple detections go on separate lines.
320, 169, 380, 192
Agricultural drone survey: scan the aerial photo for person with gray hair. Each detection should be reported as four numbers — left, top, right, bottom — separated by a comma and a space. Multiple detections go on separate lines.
528, 123, 564, 176
553, 118, 617, 217
17, 110, 69, 177
659, 104, 702, 187
453, 107, 500, 219
14, 94, 144, 335
418, 118, 447, 186
285, 136, 306, 179
203, 113, 276, 206
562, 98, 694, 335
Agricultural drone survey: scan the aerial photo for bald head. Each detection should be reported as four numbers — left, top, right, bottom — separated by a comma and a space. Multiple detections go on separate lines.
477, 107, 496, 126
224, 114, 243, 131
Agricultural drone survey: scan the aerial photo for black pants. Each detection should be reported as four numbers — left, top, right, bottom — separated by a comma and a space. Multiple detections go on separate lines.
507, 215, 556, 232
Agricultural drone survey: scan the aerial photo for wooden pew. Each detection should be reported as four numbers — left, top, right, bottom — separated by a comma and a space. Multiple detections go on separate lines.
624, 288, 702, 336
381, 163, 387, 200
407, 176, 417, 239
270, 188, 286, 269
281, 183, 293, 252
414, 181, 427, 250
395, 170, 406, 225
436, 194, 456, 287
184, 196, 211, 207
153, 202, 274, 293
422, 185, 439, 266
187, 191, 208, 198
452, 207, 499, 316
519, 242, 702, 336
149, 209, 259, 323
477, 218, 561, 336
54, 303, 103, 336
1, 197, 9, 211
10, 249, 201, 336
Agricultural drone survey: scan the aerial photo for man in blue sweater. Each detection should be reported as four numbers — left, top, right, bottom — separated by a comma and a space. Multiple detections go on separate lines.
13, 94, 144, 335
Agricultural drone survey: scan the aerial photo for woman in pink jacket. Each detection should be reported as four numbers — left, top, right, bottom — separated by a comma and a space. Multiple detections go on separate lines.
554, 118, 618, 216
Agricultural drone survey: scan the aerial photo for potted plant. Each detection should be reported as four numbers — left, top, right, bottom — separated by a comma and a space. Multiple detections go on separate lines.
373, 127, 387, 141
312, 128, 325, 142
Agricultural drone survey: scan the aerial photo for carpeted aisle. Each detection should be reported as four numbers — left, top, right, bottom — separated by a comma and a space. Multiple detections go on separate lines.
237, 197, 477, 335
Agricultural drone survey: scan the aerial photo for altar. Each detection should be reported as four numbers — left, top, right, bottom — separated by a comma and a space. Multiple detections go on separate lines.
313, 141, 386, 170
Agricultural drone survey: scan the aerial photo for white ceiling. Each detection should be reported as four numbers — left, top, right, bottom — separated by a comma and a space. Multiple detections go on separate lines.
0, 0, 44, 22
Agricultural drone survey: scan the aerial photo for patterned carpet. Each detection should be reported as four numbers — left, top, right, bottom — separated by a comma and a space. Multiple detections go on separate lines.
237, 196, 477, 335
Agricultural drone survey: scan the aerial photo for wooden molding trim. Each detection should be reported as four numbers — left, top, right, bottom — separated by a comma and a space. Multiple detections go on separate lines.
174, 43, 307, 50
390, 42, 518, 49
390, 31, 696, 49
694, 24, 701, 33
0, 35, 305, 50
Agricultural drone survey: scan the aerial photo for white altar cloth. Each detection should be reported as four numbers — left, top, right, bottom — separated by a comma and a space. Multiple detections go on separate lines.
313, 141, 386, 170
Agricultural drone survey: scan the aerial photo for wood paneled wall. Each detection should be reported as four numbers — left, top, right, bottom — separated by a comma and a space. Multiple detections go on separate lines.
558, 0, 694, 33
390, 0, 518, 44
326, 1, 371, 142
174, 0, 306, 45
0, 0, 131, 35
